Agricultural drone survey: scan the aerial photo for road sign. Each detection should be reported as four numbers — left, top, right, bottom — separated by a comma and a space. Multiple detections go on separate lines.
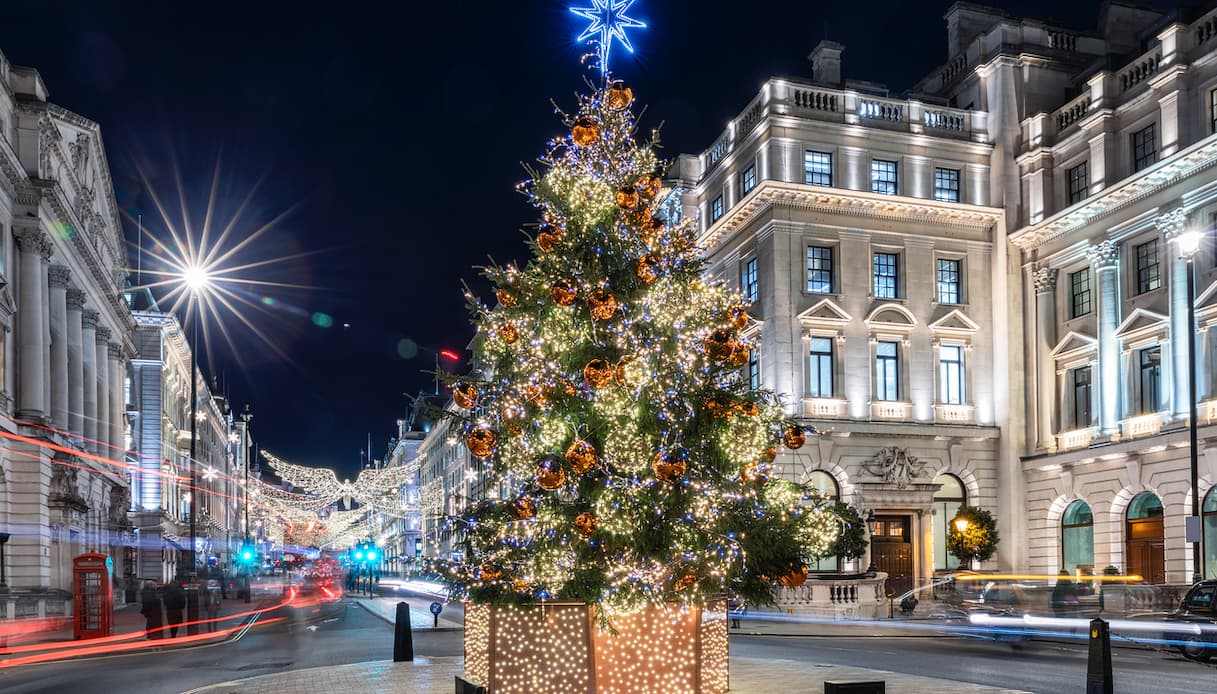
430, 601, 443, 616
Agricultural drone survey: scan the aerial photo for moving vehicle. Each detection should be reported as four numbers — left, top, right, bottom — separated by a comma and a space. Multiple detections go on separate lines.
1163, 579, 1217, 662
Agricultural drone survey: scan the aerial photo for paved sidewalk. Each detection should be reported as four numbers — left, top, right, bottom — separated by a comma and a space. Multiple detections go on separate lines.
348, 595, 462, 630
185, 656, 1033, 693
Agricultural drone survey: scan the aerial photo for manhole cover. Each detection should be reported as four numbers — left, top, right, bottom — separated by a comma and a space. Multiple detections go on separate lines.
235, 660, 294, 671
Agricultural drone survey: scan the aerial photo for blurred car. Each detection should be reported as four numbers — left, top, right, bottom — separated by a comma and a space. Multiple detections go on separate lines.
1162, 579, 1217, 662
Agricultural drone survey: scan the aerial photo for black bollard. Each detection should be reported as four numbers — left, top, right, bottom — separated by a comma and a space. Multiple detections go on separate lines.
393, 601, 415, 662
1085, 617, 1113, 694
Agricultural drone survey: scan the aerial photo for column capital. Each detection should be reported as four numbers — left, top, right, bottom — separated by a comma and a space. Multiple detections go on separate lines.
1156, 206, 1189, 239
107, 341, 124, 360
1086, 239, 1119, 269
94, 325, 112, 344
1033, 267, 1058, 294
13, 226, 51, 257
48, 264, 72, 289
66, 287, 87, 310
82, 309, 100, 330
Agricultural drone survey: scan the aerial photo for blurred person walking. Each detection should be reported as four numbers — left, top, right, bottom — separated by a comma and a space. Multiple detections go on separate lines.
140, 581, 164, 639
205, 579, 222, 631
164, 578, 187, 637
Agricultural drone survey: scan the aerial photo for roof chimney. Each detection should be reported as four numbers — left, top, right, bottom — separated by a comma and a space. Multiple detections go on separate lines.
808, 40, 844, 86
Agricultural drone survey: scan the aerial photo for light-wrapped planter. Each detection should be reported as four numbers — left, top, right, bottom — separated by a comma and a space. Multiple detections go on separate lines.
464, 599, 728, 693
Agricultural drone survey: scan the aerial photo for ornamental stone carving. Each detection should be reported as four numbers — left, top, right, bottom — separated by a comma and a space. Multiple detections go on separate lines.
1156, 206, 1188, 239
108, 484, 131, 527
860, 446, 929, 489
49, 460, 89, 512
1085, 239, 1119, 269
107, 341, 124, 359
81, 309, 100, 330
13, 226, 49, 255
1032, 267, 1058, 294
66, 287, 87, 310
94, 325, 112, 344
48, 265, 72, 289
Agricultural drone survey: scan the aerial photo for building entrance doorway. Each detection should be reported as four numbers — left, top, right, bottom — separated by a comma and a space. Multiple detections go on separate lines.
871, 515, 913, 597
1125, 492, 1165, 585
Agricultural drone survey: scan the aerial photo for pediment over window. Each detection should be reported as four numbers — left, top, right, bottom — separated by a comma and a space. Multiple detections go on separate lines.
864, 303, 917, 331
797, 298, 852, 327
1049, 331, 1097, 359
1114, 308, 1169, 340
1197, 278, 1217, 311
928, 309, 979, 335
1198, 279, 1217, 329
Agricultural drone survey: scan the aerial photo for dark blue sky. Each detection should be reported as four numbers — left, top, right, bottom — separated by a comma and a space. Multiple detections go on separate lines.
0, 0, 1192, 477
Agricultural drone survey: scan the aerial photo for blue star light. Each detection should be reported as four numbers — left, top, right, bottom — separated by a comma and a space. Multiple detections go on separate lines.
570, 0, 646, 74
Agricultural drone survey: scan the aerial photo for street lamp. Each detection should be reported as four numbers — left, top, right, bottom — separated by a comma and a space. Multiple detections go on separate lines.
1175, 228, 1205, 583
183, 264, 211, 634
240, 404, 253, 603
953, 515, 970, 534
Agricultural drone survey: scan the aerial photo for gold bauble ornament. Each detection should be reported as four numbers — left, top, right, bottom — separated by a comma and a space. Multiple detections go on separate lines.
496, 289, 517, 308
551, 278, 578, 307
499, 322, 519, 344
452, 382, 478, 409
536, 457, 567, 491
606, 80, 633, 111
507, 422, 523, 437
537, 231, 557, 252
652, 448, 687, 484
512, 578, 530, 593
640, 215, 664, 247
674, 573, 698, 591
480, 564, 503, 581
727, 342, 749, 367
614, 357, 633, 387
571, 117, 600, 146
704, 393, 731, 419
524, 384, 549, 409
780, 567, 808, 588
467, 429, 496, 459
635, 255, 660, 284
574, 511, 599, 537
588, 289, 619, 321
782, 426, 807, 450
760, 446, 777, 464
637, 172, 662, 200
514, 496, 536, 520
728, 306, 750, 330
615, 186, 640, 210
583, 359, 614, 388
630, 205, 652, 227
736, 401, 760, 417
741, 461, 769, 486
705, 328, 735, 361
565, 439, 597, 474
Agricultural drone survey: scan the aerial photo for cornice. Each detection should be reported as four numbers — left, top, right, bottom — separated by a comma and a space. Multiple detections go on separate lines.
698, 180, 1003, 251
1011, 136, 1217, 251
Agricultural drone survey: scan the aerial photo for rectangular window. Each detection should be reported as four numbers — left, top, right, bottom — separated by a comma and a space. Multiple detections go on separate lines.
1072, 366, 1092, 427
1210, 89, 1217, 135
1070, 269, 1092, 318
873, 252, 899, 299
1138, 346, 1161, 414
934, 167, 960, 203
747, 349, 760, 390
871, 159, 898, 195
936, 258, 961, 304
741, 257, 758, 304
741, 165, 756, 195
1068, 162, 1089, 205
938, 345, 964, 405
710, 194, 724, 222
875, 341, 900, 401
804, 150, 833, 187
806, 246, 834, 293
1135, 239, 1161, 294
1132, 124, 1157, 172
808, 337, 834, 398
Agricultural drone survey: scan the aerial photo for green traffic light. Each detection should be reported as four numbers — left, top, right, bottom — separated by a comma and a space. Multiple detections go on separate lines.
367, 551, 377, 561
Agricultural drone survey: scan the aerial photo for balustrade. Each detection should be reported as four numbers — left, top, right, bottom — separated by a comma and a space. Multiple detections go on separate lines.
1119, 49, 1161, 92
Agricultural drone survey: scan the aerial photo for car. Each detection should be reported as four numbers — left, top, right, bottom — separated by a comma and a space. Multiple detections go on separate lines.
1162, 579, 1217, 662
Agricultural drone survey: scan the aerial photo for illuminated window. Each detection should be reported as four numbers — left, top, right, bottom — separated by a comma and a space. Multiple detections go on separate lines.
938, 345, 964, 405
871, 159, 897, 195
936, 258, 961, 304
1204, 487, 1217, 579
740, 257, 758, 303
808, 337, 833, 398
747, 349, 760, 390
932, 474, 966, 570
873, 252, 898, 299
806, 246, 834, 293
1062, 500, 1094, 573
934, 167, 960, 203
807, 471, 840, 572
875, 341, 900, 401
804, 151, 833, 187
710, 194, 724, 222
741, 165, 756, 195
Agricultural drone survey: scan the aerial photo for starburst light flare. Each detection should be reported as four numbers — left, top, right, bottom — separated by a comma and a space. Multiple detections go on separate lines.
570, 0, 646, 74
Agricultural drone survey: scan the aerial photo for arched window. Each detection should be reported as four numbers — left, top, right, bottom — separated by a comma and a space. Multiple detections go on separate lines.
1061, 500, 1094, 573
1126, 492, 1165, 584
1203, 487, 1217, 580
807, 471, 840, 572
932, 474, 966, 570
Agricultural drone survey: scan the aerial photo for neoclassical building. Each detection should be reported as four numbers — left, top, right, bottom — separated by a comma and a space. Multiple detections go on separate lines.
0, 49, 136, 610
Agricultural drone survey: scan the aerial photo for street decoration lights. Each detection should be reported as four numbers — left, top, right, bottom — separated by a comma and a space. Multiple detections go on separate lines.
1175, 225, 1205, 582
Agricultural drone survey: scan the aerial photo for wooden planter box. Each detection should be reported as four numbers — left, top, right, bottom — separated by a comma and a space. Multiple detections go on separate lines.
463, 599, 728, 693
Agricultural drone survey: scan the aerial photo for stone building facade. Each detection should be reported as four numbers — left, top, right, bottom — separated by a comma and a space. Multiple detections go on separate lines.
0, 49, 136, 609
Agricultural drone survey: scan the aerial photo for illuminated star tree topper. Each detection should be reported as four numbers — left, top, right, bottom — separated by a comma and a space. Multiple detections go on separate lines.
570, 0, 646, 75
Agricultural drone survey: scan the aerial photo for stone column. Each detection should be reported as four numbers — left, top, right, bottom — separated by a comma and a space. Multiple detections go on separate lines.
1033, 267, 1059, 449
1157, 208, 1193, 421
81, 311, 99, 451
108, 343, 126, 457
1087, 240, 1122, 435
66, 288, 86, 438
14, 227, 50, 422
47, 265, 71, 431
94, 326, 111, 459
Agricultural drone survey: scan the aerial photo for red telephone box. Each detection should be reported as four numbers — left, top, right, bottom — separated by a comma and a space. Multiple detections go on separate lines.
73, 552, 113, 639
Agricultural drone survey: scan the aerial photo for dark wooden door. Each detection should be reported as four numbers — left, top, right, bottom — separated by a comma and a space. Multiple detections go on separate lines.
872, 515, 913, 597
1126, 517, 1165, 585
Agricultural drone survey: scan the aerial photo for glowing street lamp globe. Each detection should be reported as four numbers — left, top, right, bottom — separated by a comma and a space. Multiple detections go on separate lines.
1175, 229, 1204, 260
182, 265, 212, 291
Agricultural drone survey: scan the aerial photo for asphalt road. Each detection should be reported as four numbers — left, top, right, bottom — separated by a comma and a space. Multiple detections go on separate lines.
732, 634, 1217, 694
0, 599, 461, 694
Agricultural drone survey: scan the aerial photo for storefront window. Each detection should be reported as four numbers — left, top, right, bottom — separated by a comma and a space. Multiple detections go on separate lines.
1062, 500, 1094, 574
932, 474, 965, 570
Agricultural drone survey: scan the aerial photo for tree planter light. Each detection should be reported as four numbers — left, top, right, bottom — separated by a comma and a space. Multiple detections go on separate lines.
464, 600, 728, 694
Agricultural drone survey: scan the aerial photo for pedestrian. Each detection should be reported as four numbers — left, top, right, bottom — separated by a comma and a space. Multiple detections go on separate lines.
163, 578, 187, 637
205, 579, 222, 631
1051, 570, 1078, 617
140, 581, 165, 639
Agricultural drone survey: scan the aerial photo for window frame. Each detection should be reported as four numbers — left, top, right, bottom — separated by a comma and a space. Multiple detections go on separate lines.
806, 245, 835, 294
1138, 345, 1162, 414
747, 348, 760, 391
936, 257, 962, 305
874, 340, 900, 401
804, 150, 833, 187
1134, 238, 1161, 294
1061, 500, 1095, 574
807, 471, 841, 572
1132, 123, 1157, 172
741, 256, 758, 304
740, 164, 757, 195
872, 251, 900, 299
932, 474, 967, 570
710, 194, 724, 222
1070, 268, 1093, 318
1211, 88, 1217, 135
871, 159, 898, 195
1071, 366, 1092, 428
1067, 161, 1089, 206
933, 167, 961, 203
808, 336, 834, 398
938, 343, 965, 405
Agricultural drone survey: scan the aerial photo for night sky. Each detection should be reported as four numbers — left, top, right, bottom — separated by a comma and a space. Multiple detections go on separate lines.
0, 0, 1192, 478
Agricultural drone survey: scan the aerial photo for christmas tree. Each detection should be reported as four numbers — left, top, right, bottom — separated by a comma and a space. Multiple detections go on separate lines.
442, 79, 839, 613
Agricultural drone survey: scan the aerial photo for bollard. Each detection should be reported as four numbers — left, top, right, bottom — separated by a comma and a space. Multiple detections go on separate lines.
393, 601, 415, 662
1085, 617, 1113, 694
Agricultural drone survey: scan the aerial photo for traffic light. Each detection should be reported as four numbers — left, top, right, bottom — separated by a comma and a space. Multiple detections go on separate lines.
414, 538, 422, 558
237, 544, 256, 566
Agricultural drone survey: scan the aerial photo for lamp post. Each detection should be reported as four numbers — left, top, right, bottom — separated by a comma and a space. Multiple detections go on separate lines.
0, 531, 10, 591
240, 404, 252, 603
183, 265, 210, 634
1175, 228, 1205, 583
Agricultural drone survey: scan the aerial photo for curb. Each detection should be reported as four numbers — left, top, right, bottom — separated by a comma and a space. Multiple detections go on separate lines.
350, 599, 463, 633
